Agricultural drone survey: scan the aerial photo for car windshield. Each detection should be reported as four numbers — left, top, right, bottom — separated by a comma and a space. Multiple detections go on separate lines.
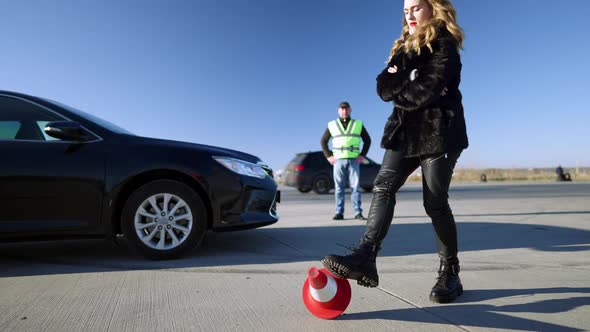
44, 99, 135, 135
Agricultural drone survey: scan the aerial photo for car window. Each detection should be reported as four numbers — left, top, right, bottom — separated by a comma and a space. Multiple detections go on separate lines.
299, 152, 325, 168
302, 154, 316, 167
289, 154, 306, 164
309, 153, 327, 167
0, 96, 64, 141
45, 99, 134, 135
0, 121, 21, 139
286, 154, 306, 169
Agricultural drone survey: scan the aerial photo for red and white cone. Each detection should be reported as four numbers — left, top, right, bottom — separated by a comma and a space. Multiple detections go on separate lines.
302, 267, 352, 319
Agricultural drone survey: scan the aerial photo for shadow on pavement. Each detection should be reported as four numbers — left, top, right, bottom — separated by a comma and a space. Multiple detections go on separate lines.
343, 287, 590, 331
1, 218, 589, 278
397, 210, 590, 219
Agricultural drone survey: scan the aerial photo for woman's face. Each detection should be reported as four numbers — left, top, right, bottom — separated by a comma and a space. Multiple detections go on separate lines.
404, 0, 433, 35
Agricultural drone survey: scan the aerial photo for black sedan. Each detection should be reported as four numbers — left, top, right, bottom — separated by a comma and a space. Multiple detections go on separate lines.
0, 90, 279, 259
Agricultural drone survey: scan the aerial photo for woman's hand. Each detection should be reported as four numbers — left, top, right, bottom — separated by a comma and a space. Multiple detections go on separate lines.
387, 65, 398, 74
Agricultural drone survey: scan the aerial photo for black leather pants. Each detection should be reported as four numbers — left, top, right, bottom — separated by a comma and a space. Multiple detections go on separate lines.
363, 149, 462, 264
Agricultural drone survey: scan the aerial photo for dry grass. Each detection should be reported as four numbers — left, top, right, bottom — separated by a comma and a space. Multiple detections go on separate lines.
406, 167, 590, 182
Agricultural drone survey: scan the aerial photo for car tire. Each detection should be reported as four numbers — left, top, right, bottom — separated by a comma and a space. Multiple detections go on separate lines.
121, 179, 207, 260
298, 187, 312, 193
312, 175, 331, 195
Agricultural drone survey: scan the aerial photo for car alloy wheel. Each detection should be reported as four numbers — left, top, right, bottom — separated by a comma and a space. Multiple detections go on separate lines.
121, 179, 207, 259
134, 193, 193, 250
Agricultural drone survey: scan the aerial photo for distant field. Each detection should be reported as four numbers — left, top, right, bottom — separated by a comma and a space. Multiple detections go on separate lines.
407, 167, 590, 182
276, 167, 590, 184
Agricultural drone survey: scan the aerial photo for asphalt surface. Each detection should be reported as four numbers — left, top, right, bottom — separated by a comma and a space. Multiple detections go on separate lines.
1, 182, 589, 331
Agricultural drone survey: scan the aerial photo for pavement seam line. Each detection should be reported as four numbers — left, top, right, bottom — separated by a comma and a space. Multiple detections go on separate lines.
376, 286, 471, 332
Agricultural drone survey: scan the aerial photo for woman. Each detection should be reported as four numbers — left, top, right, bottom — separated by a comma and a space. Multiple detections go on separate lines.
322, 0, 468, 304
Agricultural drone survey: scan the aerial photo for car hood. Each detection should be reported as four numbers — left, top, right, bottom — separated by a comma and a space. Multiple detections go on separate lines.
127, 135, 261, 163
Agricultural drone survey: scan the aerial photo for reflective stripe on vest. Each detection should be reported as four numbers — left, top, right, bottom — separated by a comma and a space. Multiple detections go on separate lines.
328, 119, 363, 159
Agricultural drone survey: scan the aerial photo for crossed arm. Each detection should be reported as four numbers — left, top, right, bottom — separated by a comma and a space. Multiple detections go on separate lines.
376, 39, 460, 111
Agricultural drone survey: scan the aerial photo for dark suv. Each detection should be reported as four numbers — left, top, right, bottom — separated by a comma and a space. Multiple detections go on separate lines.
283, 151, 380, 194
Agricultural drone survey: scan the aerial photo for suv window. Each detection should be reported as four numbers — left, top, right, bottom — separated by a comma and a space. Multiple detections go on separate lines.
289, 154, 306, 165
0, 96, 64, 141
305, 152, 328, 168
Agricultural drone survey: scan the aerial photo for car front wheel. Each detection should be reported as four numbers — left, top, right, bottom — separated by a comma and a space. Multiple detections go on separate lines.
121, 179, 207, 260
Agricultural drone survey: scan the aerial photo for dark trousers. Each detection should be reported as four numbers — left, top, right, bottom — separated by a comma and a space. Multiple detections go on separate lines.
363, 149, 462, 263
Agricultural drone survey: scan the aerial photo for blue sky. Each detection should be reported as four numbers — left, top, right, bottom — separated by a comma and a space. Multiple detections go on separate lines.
2, 0, 589, 170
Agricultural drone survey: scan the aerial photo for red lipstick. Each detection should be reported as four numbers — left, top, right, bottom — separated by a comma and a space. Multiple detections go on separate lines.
409, 22, 417, 27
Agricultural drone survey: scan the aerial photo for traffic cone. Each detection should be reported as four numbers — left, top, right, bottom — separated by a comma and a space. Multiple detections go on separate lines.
302, 266, 352, 319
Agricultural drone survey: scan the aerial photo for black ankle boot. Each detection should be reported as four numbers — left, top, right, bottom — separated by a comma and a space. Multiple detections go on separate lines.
429, 262, 463, 303
321, 241, 380, 288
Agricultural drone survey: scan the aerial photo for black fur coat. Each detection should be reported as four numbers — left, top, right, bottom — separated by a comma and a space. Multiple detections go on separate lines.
376, 24, 468, 157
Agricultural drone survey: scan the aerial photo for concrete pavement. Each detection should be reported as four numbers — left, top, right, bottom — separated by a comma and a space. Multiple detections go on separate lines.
1, 182, 589, 331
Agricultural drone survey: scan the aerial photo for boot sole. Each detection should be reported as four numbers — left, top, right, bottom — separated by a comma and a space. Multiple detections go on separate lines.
321, 258, 379, 288
429, 285, 463, 304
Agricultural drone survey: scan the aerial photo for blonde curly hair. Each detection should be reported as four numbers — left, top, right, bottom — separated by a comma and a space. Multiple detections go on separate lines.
388, 0, 464, 62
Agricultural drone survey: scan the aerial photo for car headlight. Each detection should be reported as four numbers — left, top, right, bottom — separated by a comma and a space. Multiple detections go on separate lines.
213, 156, 268, 179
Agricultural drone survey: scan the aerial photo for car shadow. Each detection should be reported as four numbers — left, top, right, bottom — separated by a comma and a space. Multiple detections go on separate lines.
1, 215, 589, 277
341, 287, 590, 331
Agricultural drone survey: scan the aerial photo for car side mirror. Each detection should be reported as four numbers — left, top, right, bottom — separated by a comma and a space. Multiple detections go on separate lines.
44, 121, 89, 142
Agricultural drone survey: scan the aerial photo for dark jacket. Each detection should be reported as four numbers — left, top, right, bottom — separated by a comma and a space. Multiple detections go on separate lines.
376, 24, 468, 157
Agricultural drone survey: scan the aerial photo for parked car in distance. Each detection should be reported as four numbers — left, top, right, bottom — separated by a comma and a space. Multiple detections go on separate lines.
0, 90, 280, 259
283, 151, 380, 194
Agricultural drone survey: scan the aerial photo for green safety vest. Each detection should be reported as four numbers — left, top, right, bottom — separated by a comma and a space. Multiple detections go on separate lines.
328, 118, 363, 159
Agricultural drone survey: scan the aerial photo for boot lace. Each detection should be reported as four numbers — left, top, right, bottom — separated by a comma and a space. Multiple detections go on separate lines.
336, 242, 360, 254
435, 270, 450, 288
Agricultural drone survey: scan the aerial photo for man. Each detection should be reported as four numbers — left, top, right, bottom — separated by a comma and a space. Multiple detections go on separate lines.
320, 101, 371, 220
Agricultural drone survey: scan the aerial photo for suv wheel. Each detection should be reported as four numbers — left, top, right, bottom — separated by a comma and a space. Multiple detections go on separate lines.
121, 179, 207, 260
362, 186, 373, 193
312, 175, 331, 195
